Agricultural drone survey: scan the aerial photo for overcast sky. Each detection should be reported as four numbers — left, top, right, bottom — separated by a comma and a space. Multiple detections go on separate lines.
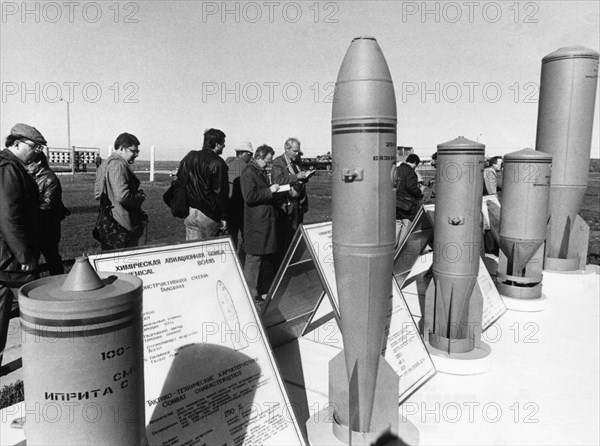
1, 0, 599, 160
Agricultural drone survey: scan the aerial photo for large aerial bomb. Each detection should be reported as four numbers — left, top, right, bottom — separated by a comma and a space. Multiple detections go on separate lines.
495, 149, 552, 308
424, 137, 487, 358
18, 257, 145, 446
535, 46, 599, 271
313, 35, 399, 444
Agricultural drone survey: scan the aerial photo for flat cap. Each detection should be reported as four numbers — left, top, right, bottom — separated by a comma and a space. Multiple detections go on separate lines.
11, 123, 47, 145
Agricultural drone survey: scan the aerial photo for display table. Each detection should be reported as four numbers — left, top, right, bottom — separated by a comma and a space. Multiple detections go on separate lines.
273, 264, 599, 445
2, 264, 598, 445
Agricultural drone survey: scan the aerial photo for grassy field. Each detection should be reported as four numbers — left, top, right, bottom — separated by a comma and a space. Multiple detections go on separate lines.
52, 165, 599, 268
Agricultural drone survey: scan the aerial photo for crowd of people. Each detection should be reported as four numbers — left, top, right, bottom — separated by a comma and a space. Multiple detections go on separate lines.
0, 124, 314, 373
165, 129, 311, 301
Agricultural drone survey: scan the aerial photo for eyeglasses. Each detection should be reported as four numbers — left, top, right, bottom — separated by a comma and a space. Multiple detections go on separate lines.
20, 140, 44, 152
127, 147, 140, 154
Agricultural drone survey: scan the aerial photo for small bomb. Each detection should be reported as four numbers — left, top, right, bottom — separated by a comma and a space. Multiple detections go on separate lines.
425, 136, 486, 355
496, 148, 552, 305
18, 257, 145, 445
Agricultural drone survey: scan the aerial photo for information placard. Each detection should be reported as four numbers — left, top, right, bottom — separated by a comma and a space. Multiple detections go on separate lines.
299, 223, 338, 314
383, 281, 437, 400
261, 229, 328, 348
393, 207, 434, 288
90, 239, 305, 446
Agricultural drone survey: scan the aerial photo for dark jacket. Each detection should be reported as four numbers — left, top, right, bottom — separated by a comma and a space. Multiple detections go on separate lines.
94, 153, 145, 231
226, 157, 248, 222
33, 166, 62, 213
0, 149, 40, 283
396, 162, 423, 220
271, 154, 308, 214
240, 162, 276, 255
177, 149, 229, 223
32, 166, 63, 243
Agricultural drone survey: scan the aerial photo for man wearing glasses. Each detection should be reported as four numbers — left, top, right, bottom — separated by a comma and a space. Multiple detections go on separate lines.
94, 133, 147, 250
272, 137, 311, 265
0, 123, 45, 373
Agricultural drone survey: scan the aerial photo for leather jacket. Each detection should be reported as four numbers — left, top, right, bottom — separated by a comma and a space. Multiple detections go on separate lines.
32, 166, 62, 214
0, 149, 40, 283
177, 149, 229, 223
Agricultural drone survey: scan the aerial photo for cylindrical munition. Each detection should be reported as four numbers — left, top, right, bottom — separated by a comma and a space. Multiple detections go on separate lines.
499, 148, 552, 276
535, 46, 599, 267
18, 257, 145, 445
331, 36, 397, 433
429, 136, 485, 353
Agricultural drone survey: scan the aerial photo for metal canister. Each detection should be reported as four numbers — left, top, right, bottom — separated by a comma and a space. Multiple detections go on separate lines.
497, 148, 552, 298
535, 46, 599, 270
18, 257, 145, 445
428, 136, 485, 353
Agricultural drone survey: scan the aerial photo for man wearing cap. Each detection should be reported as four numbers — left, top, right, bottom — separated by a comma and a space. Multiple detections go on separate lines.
226, 142, 253, 263
176, 128, 229, 240
0, 123, 44, 372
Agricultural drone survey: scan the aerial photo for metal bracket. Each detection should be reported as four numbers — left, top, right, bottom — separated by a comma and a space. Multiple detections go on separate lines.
448, 216, 465, 225
342, 168, 363, 183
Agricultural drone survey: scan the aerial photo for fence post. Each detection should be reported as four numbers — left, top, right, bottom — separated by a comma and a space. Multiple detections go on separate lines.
150, 145, 156, 182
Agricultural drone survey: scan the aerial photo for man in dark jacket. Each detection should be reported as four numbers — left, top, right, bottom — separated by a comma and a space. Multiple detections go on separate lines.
240, 145, 280, 300
27, 152, 66, 275
272, 137, 311, 264
396, 153, 423, 243
176, 128, 229, 241
0, 123, 43, 372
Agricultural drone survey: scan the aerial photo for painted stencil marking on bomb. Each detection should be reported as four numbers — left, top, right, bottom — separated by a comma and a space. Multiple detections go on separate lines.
332, 122, 396, 134
45, 366, 135, 400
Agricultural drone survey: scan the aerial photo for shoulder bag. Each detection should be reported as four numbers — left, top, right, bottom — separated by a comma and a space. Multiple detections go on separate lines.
162, 178, 189, 218
92, 173, 135, 248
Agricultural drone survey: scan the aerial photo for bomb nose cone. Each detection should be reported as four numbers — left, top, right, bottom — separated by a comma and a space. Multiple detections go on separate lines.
438, 136, 484, 150
543, 45, 599, 62
62, 256, 104, 292
336, 36, 392, 83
